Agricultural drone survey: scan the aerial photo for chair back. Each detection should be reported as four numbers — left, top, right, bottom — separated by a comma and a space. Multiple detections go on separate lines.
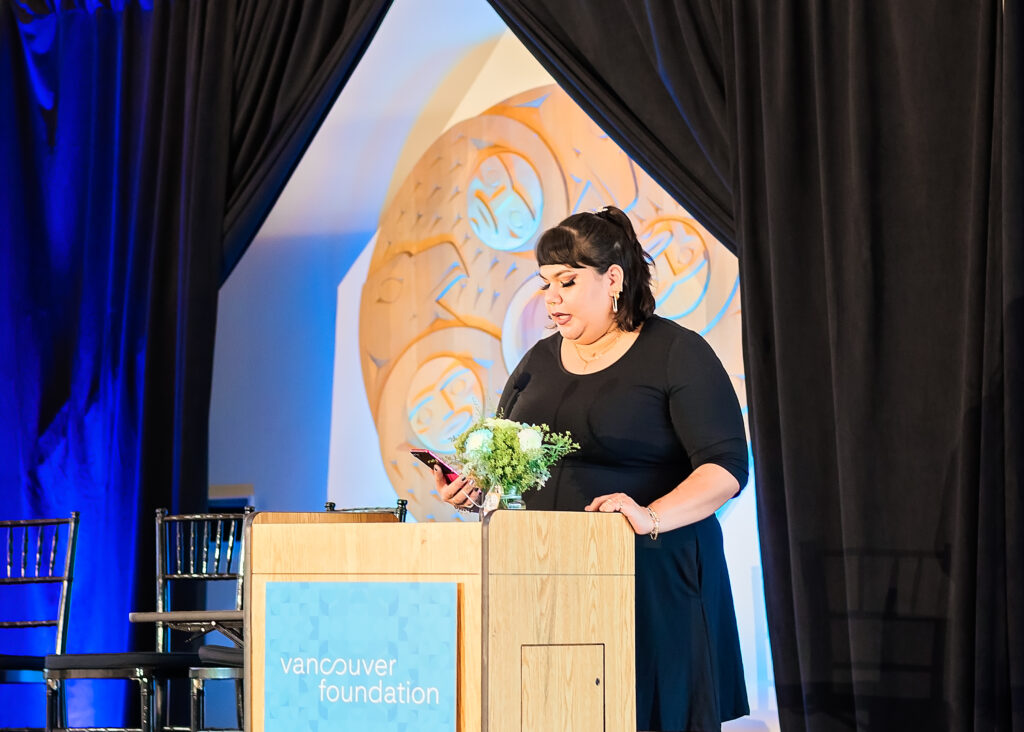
154, 507, 253, 652
0, 512, 80, 655
323, 499, 409, 523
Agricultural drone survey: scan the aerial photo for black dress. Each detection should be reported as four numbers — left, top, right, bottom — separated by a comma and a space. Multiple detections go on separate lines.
497, 315, 750, 731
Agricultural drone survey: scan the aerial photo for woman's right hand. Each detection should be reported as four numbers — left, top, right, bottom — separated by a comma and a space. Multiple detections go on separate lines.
435, 466, 481, 510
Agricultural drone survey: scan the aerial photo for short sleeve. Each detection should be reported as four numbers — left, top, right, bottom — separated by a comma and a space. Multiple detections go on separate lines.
666, 330, 749, 491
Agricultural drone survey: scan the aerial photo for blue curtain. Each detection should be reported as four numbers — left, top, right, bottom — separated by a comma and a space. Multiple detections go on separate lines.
0, 0, 392, 723
0, 0, 229, 721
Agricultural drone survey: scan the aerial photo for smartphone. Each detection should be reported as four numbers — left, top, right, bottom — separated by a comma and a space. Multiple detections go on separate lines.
410, 449, 458, 484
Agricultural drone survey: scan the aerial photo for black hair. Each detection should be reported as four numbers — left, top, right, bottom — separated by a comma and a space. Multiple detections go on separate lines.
535, 206, 655, 331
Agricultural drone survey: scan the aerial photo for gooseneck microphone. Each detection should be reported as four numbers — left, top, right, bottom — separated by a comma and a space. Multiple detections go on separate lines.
503, 372, 531, 417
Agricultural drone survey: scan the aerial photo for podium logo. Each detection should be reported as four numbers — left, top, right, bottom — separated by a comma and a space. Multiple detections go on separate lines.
277, 655, 441, 704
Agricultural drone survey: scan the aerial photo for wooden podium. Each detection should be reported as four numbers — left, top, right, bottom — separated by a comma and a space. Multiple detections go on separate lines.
245, 509, 635, 731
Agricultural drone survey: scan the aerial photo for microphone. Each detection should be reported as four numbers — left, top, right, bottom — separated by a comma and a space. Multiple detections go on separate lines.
504, 372, 531, 417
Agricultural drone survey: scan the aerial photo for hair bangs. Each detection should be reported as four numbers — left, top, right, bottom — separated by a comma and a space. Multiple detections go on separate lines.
535, 226, 593, 268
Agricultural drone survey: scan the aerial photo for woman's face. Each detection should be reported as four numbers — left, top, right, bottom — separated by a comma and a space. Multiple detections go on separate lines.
539, 263, 619, 342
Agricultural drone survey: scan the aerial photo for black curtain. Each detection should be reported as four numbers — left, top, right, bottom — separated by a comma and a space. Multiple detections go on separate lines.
486, 1, 1022, 730
221, 0, 393, 281
483, 2, 736, 251
0, 0, 390, 722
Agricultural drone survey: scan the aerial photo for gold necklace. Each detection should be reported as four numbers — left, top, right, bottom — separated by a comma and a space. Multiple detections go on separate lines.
572, 326, 623, 371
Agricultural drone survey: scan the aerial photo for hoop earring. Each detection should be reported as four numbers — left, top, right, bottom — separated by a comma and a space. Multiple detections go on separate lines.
611, 291, 620, 313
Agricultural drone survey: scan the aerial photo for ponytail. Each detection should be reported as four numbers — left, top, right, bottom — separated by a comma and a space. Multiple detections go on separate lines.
593, 207, 655, 331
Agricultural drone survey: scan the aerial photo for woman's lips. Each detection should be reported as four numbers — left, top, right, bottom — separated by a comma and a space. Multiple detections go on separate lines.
551, 312, 571, 326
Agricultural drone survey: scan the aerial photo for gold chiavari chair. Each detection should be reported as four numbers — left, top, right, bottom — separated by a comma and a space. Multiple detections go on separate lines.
0, 512, 79, 732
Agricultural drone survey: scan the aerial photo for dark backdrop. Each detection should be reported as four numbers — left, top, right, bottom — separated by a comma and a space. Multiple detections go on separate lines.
3, 0, 1020, 729
487, 1, 1022, 730
0, 0, 391, 722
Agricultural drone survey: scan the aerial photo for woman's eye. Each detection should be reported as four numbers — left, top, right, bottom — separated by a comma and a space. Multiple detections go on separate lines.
539, 277, 574, 291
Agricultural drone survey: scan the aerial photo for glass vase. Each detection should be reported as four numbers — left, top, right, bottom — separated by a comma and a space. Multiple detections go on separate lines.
481, 486, 525, 515
501, 490, 525, 510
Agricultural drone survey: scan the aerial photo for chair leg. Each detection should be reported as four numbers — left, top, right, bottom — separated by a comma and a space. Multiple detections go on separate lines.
153, 678, 165, 732
60, 681, 68, 731
46, 678, 70, 732
235, 677, 244, 730
139, 677, 155, 732
45, 678, 59, 732
191, 677, 203, 732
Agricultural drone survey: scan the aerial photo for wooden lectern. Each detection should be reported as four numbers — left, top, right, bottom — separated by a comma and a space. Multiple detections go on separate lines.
245, 510, 635, 731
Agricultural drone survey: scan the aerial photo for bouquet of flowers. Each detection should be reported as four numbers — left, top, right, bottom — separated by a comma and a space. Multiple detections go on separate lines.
452, 415, 578, 509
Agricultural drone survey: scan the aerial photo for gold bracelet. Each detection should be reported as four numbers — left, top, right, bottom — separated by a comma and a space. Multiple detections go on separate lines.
646, 506, 660, 540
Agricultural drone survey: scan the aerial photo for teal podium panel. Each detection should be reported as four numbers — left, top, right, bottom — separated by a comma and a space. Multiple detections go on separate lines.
264, 581, 457, 731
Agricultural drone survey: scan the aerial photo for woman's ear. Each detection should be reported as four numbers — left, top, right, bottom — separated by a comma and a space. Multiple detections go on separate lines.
606, 264, 624, 292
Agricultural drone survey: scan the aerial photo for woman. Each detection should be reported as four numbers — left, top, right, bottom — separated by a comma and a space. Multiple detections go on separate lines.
436, 206, 749, 731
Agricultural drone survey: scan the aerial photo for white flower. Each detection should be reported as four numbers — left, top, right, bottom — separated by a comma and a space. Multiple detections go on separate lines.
464, 428, 493, 454
518, 427, 543, 452
485, 417, 518, 429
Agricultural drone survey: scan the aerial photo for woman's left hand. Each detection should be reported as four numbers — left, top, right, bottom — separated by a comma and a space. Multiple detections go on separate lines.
584, 492, 654, 535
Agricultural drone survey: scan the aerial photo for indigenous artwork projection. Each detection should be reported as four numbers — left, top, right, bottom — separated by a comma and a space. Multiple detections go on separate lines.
359, 85, 743, 522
